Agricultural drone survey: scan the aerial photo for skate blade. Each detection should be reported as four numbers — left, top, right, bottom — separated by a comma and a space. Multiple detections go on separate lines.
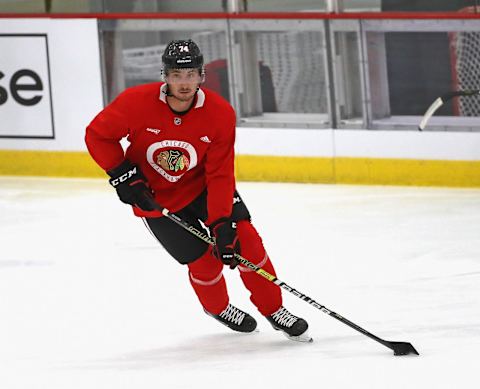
281, 330, 313, 343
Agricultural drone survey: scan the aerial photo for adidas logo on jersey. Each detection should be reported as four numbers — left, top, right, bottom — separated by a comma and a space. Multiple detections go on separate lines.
146, 127, 161, 135
200, 136, 211, 143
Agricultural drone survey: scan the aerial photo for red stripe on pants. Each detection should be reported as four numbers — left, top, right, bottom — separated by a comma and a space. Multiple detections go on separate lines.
188, 250, 228, 315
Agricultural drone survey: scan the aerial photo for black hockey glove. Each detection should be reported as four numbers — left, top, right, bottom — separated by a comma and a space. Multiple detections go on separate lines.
210, 218, 241, 269
107, 160, 155, 212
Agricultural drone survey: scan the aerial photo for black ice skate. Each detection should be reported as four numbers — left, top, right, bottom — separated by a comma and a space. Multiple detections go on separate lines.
266, 306, 312, 343
205, 304, 257, 333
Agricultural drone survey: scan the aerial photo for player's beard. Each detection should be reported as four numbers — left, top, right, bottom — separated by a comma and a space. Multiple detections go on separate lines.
171, 87, 197, 102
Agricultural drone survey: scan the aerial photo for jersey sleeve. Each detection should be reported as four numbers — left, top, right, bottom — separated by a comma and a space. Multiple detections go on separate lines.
85, 89, 133, 172
204, 105, 236, 225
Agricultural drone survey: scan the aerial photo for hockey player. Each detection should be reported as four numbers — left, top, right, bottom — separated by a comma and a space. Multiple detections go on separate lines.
85, 39, 310, 341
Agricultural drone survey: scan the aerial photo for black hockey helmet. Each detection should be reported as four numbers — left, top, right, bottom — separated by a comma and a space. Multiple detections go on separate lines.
162, 39, 204, 71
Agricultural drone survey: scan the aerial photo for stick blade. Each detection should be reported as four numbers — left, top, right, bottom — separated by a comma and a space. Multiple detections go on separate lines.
389, 341, 419, 356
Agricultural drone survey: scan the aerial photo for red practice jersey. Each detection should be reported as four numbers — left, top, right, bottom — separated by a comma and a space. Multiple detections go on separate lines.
85, 83, 236, 224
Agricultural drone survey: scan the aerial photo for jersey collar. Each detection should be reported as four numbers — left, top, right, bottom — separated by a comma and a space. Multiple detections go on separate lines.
159, 83, 205, 108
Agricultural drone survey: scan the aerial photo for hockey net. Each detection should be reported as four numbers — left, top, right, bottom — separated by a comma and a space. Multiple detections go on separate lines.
449, 6, 480, 116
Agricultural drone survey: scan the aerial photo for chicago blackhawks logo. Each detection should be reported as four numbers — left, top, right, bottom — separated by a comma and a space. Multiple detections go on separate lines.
146, 140, 197, 182
157, 150, 190, 172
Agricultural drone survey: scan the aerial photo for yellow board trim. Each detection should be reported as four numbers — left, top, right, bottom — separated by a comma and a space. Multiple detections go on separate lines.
235, 155, 335, 184
1, 150, 480, 187
0, 150, 105, 178
334, 157, 480, 187
235, 154, 480, 187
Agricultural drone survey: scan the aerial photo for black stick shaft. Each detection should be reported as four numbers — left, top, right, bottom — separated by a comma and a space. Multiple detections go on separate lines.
419, 89, 480, 131
157, 206, 396, 353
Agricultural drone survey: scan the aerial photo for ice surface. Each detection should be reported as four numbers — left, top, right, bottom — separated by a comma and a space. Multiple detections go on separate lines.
1, 177, 479, 389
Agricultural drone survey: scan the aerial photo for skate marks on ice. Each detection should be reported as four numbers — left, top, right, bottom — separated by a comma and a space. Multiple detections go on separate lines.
62, 331, 322, 371
0, 259, 54, 268
61, 323, 398, 373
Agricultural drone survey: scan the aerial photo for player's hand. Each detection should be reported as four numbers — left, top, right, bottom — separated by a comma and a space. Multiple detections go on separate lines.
107, 160, 155, 212
210, 218, 240, 269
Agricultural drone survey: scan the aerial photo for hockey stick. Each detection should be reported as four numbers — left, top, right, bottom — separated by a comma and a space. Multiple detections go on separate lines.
147, 199, 419, 356
418, 90, 480, 131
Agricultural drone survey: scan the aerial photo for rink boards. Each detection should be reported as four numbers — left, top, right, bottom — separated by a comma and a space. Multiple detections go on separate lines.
1, 18, 480, 187
1, 141, 480, 187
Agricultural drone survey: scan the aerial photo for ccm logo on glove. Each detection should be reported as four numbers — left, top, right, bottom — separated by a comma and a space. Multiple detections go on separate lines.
107, 160, 155, 212
110, 166, 138, 187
